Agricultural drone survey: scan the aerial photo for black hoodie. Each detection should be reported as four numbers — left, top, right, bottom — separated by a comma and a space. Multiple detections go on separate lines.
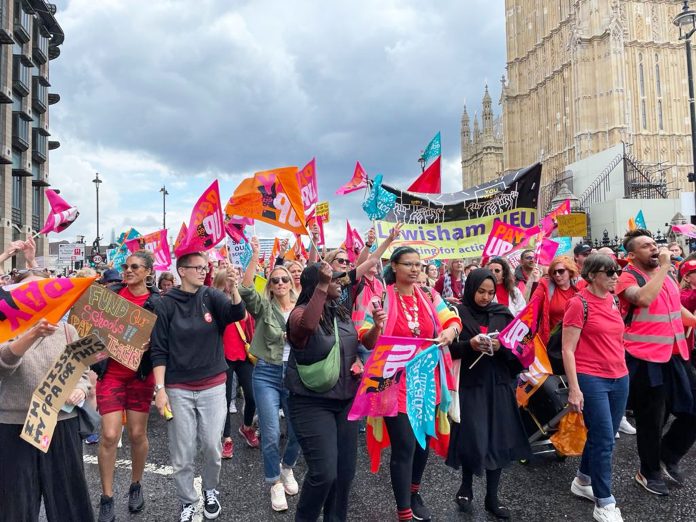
150, 286, 246, 385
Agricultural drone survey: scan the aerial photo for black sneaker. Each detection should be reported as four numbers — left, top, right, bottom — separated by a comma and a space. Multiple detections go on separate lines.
661, 461, 685, 487
98, 495, 115, 522
410, 493, 431, 521
180, 503, 195, 522
635, 471, 669, 496
128, 481, 145, 513
203, 489, 221, 520
454, 494, 473, 513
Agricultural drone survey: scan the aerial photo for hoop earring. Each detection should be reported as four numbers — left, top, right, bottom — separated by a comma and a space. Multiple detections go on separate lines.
145, 274, 155, 289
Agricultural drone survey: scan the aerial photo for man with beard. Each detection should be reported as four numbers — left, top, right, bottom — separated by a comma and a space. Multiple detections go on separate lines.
514, 249, 536, 293
616, 229, 696, 496
573, 243, 593, 272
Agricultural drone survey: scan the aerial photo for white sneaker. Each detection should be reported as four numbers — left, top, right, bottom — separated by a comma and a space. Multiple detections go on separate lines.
593, 503, 623, 522
229, 402, 237, 414
280, 467, 298, 495
270, 483, 288, 511
570, 477, 594, 501
618, 416, 636, 435
615, 432, 620, 439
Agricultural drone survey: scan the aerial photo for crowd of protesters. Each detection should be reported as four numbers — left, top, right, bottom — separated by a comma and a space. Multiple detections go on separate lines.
1, 226, 696, 522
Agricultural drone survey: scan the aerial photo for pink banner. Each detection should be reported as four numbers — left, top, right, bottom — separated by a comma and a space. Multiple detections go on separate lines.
348, 336, 433, 420
481, 219, 528, 262
536, 238, 560, 266
673, 224, 696, 239
336, 161, 368, 195
175, 180, 224, 257
39, 189, 79, 235
499, 298, 543, 368
125, 229, 171, 270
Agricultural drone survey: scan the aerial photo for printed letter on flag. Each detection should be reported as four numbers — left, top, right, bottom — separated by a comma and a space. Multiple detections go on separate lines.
348, 336, 433, 420
125, 229, 171, 270
175, 180, 224, 257
499, 298, 543, 368
296, 158, 318, 222
225, 167, 307, 235
481, 219, 528, 262
39, 189, 79, 235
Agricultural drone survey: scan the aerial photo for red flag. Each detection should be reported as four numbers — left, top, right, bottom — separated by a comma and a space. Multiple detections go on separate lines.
39, 189, 79, 234
296, 158, 318, 222
407, 156, 441, 194
125, 229, 171, 270
175, 180, 224, 257
336, 162, 368, 195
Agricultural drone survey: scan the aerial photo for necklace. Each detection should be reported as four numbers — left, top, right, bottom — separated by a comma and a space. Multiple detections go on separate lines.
396, 290, 420, 336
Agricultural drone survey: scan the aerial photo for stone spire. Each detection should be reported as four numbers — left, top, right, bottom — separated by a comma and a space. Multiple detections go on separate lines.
461, 104, 471, 158
473, 112, 480, 147
482, 84, 493, 139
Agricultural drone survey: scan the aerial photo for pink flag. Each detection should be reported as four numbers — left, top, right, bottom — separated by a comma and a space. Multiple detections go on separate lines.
541, 199, 571, 234
206, 248, 226, 263
481, 220, 528, 264
227, 215, 254, 226
39, 189, 79, 235
175, 180, 225, 257
296, 158, 318, 222
536, 238, 560, 266
125, 229, 171, 270
500, 298, 543, 368
673, 224, 696, 239
336, 162, 368, 195
344, 221, 365, 263
225, 219, 248, 244
309, 216, 326, 247
348, 336, 434, 420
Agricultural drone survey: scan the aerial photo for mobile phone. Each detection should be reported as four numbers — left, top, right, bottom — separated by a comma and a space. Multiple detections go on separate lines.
371, 296, 383, 311
487, 331, 499, 339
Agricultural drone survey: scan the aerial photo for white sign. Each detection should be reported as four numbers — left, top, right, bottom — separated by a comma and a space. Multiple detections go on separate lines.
58, 243, 85, 264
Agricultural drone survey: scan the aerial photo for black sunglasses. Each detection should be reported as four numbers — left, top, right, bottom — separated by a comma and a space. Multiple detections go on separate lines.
597, 268, 622, 278
270, 276, 291, 284
335, 258, 350, 265
552, 268, 567, 276
121, 263, 145, 271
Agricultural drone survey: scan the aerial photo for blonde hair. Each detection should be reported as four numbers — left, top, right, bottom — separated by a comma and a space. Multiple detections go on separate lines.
323, 249, 346, 266
264, 265, 298, 303
212, 271, 229, 294
75, 267, 97, 278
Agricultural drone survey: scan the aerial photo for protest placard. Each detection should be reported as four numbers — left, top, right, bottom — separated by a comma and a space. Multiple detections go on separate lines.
316, 201, 330, 223
67, 283, 156, 371
557, 213, 588, 237
21, 333, 108, 452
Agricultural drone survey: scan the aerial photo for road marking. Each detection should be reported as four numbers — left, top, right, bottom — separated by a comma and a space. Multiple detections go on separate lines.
83, 455, 205, 521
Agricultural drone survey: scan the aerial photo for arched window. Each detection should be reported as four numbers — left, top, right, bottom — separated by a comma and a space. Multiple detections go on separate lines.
655, 54, 662, 97
658, 100, 664, 131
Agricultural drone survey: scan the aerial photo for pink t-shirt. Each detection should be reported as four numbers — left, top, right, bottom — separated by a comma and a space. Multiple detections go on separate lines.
563, 289, 627, 379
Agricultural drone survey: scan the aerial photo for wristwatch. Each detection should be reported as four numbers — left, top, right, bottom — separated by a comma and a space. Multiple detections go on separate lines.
154, 384, 165, 393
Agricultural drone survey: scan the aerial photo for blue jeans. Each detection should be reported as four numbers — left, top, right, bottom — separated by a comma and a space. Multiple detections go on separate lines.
576, 373, 629, 507
252, 359, 301, 482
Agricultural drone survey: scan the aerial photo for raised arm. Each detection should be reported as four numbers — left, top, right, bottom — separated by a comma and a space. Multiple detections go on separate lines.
243, 236, 261, 288
621, 249, 671, 308
355, 224, 402, 280
288, 262, 331, 349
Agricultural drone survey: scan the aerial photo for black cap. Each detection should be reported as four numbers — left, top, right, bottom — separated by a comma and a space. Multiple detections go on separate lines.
574, 243, 592, 256
100, 268, 122, 283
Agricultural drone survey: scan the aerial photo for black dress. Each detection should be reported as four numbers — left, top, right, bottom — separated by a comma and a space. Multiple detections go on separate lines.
446, 304, 531, 475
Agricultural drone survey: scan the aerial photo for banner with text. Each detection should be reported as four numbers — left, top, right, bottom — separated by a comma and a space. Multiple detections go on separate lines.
67, 284, 157, 371
21, 333, 108, 452
375, 163, 541, 260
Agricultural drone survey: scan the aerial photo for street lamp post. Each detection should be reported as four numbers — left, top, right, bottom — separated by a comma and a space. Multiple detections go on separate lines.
417, 152, 426, 173
92, 173, 102, 250
160, 185, 169, 230
674, 1, 696, 223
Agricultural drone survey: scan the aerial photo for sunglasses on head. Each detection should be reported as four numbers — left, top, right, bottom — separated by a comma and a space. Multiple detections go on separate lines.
121, 263, 145, 271
335, 258, 350, 265
271, 276, 291, 284
598, 268, 622, 278
552, 268, 567, 276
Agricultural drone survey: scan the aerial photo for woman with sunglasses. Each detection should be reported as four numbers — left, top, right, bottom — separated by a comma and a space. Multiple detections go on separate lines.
562, 254, 628, 522
528, 255, 580, 349
239, 237, 301, 512
486, 257, 526, 317
359, 246, 461, 522
447, 269, 530, 519
94, 250, 161, 522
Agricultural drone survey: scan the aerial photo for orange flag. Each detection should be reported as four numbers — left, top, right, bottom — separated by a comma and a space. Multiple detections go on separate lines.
269, 238, 281, 270
516, 334, 552, 407
225, 167, 308, 235
0, 277, 95, 343
173, 223, 188, 255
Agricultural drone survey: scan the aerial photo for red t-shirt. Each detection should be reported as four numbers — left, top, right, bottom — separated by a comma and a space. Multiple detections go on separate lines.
223, 315, 255, 361
495, 284, 510, 307
563, 289, 627, 378
549, 286, 576, 331
107, 287, 151, 379
391, 294, 436, 413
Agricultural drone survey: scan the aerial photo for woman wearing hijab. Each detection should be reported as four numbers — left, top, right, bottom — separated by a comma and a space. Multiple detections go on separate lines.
447, 269, 530, 520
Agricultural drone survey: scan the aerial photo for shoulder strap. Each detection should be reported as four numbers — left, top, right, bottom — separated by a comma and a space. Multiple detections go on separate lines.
234, 321, 248, 344
576, 295, 589, 325
623, 266, 646, 327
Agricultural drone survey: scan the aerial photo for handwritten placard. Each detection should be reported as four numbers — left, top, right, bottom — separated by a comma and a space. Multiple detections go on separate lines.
557, 213, 588, 238
21, 333, 108, 452
315, 201, 330, 223
67, 284, 156, 371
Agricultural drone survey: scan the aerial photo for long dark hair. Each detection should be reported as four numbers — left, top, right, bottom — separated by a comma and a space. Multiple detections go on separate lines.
383, 246, 419, 285
295, 263, 350, 335
487, 256, 515, 296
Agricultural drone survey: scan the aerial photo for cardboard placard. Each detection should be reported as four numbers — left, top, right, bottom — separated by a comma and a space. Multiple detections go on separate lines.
67, 284, 157, 371
21, 333, 108, 452
315, 201, 330, 223
557, 213, 588, 238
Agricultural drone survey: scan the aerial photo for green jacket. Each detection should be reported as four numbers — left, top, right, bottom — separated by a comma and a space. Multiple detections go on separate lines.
238, 284, 288, 365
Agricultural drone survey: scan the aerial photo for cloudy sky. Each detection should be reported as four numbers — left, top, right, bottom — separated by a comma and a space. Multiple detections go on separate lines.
47, 0, 506, 248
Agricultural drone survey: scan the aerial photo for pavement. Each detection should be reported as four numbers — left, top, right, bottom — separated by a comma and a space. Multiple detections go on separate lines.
67, 408, 696, 522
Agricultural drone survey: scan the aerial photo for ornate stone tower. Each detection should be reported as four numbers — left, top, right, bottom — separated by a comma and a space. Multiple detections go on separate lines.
502, 0, 695, 192
461, 86, 504, 187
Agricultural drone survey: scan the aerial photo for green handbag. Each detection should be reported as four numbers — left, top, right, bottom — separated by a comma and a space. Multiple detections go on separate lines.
296, 317, 341, 393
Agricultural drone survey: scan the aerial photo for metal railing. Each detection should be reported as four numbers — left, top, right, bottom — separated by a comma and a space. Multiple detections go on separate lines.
577, 152, 624, 210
